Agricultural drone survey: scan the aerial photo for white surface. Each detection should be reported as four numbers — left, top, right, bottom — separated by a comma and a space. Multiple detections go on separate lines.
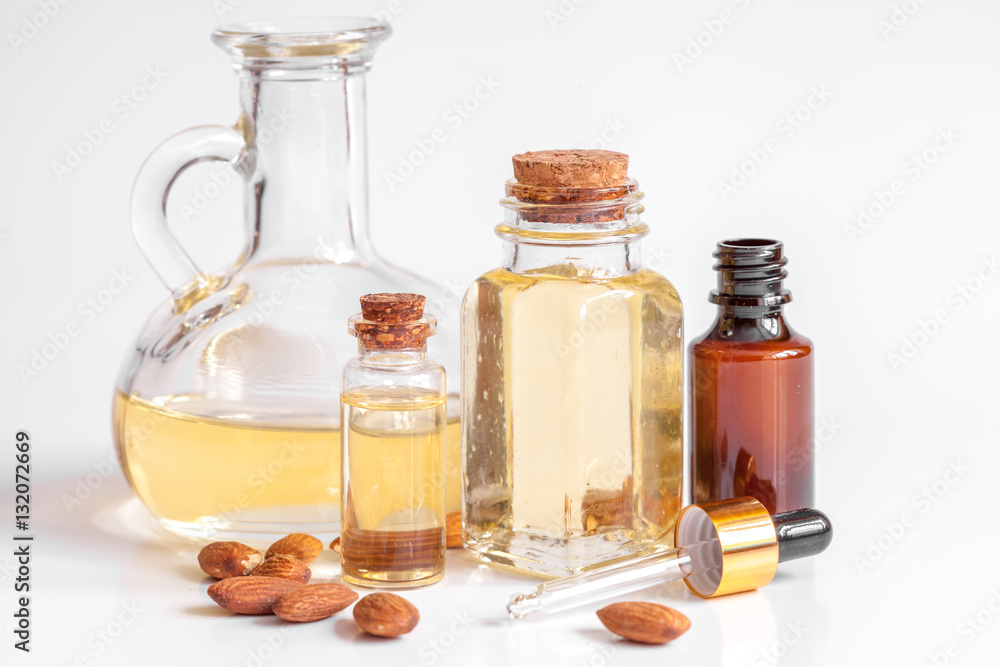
2, 0, 1000, 664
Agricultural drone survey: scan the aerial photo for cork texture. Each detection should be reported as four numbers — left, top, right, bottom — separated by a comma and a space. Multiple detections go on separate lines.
353, 293, 431, 349
512, 150, 629, 188
359, 293, 425, 323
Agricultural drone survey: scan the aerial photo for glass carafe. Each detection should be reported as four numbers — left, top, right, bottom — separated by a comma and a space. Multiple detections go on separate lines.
113, 18, 460, 541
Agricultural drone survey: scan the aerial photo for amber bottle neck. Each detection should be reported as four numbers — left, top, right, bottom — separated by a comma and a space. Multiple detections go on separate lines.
708, 311, 792, 343
710, 238, 791, 318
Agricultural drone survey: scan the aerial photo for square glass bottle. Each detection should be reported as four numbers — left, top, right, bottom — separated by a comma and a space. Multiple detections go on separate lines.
461, 150, 683, 576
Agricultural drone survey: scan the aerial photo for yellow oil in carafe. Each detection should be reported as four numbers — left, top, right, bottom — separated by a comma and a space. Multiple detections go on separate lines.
112, 390, 460, 538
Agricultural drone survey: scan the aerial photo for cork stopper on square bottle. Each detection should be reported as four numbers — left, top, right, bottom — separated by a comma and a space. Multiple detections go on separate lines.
351, 293, 435, 348
512, 150, 629, 188
508, 150, 634, 222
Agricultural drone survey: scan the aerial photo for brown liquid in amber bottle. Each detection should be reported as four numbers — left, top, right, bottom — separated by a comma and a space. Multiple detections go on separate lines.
690, 239, 813, 515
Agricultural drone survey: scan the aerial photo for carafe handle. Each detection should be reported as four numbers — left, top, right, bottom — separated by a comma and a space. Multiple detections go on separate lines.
130, 124, 248, 308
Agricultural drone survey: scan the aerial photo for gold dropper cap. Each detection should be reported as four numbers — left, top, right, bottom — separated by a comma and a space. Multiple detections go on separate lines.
674, 497, 779, 599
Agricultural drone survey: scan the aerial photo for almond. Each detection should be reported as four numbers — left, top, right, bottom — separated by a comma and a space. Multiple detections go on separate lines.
273, 583, 359, 623
197, 541, 263, 579
330, 536, 341, 553
266, 533, 323, 564
251, 555, 312, 583
446, 511, 462, 549
596, 602, 690, 645
353, 593, 420, 637
207, 576, 304, 615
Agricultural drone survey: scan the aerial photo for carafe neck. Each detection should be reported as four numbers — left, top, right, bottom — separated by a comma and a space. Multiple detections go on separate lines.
211, 18, 391, 268
237, 71, 373, 265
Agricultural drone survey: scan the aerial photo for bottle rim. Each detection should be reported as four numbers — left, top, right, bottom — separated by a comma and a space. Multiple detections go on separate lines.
212, 17, 391, 69
497, 178, 648, 244
710, 238, 792, 309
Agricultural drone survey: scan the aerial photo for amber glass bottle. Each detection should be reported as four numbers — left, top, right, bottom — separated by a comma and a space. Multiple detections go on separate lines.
690, 239, 813, 515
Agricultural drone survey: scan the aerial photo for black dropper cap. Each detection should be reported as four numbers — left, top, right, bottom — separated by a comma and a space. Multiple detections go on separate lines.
773, 508, 833, 563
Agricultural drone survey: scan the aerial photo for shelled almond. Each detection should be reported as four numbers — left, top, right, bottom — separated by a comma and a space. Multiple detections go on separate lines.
251, 554, 312, 583
266, 533, 324, 564
273, 583, 359, 622
353, 593, 420, 637
207, 577, 305, 615
596, 602, 690, 644
197, 541, 263, 579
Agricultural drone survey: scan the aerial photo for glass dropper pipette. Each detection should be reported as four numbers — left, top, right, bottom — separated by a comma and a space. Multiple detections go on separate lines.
508, 499, 832, 618
508, 537, 720, 617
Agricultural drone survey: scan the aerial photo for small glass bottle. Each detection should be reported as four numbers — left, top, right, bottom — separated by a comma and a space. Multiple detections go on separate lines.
341, 293, 447, 588
690, 239, 814, 515
462, 150, 684, 576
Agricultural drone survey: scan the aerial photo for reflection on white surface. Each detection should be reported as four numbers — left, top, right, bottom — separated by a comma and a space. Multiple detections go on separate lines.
26, 469, 843, 666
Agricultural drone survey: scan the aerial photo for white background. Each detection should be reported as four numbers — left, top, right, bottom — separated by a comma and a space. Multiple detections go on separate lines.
2, 0, 999, 665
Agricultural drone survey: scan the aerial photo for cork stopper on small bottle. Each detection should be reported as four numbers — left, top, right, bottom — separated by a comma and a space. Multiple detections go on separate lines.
360, 293, 425, 323
512, 150, 629, 188
350, 293, 434, 349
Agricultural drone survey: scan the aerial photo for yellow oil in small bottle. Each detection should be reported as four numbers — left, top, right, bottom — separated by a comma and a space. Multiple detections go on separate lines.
113, 390, 460, 538
340, 387, 447, 588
